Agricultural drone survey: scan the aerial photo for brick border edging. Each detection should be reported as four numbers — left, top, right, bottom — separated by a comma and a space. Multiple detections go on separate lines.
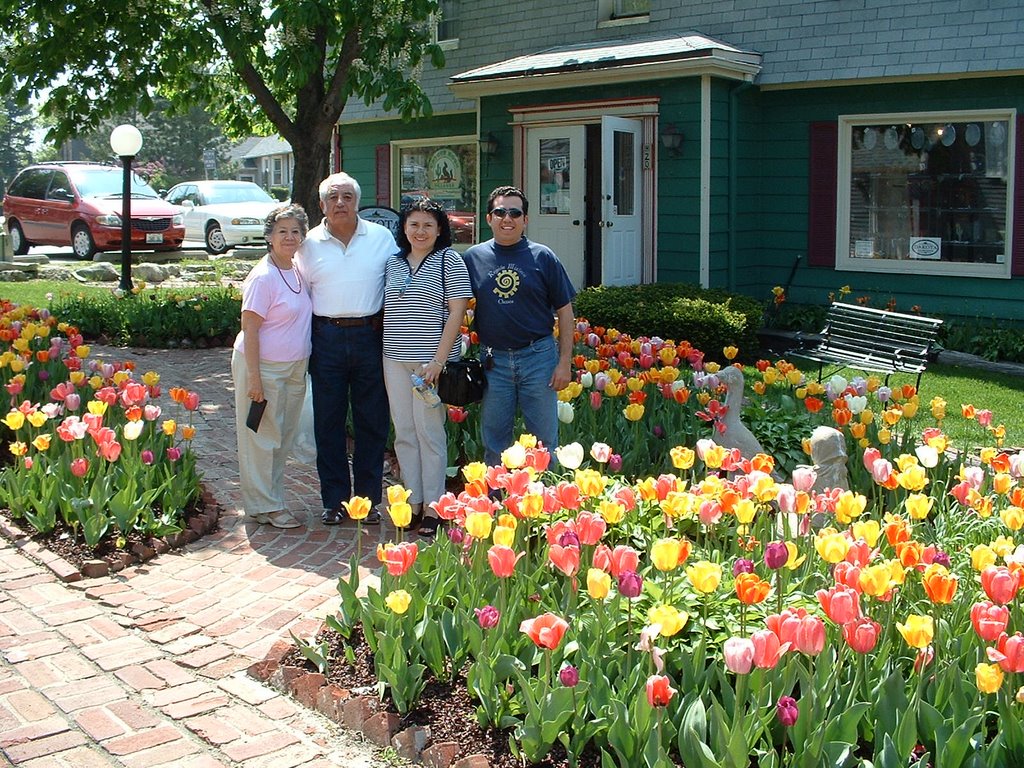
0, 483, 222, 582
247, 626, 493, 768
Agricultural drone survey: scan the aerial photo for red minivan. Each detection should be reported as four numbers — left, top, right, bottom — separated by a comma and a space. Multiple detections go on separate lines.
3, 162, 185, 259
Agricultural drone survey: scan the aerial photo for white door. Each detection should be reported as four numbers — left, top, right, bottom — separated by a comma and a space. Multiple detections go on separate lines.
600, 116, 643, 286
525, 125, 586, 291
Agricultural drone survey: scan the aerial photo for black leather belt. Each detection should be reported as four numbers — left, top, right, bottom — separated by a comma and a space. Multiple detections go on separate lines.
314, 314, 374, 328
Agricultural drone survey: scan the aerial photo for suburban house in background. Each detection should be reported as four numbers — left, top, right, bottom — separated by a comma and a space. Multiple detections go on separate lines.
333, 0, 1024, 322
229, 135, 294, 194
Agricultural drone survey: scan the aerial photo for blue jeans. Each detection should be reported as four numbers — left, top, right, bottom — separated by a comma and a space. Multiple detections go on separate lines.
309, 322, 389, 509
480, 335, 559, 467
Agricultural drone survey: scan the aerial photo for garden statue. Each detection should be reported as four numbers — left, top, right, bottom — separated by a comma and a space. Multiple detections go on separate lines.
807, 425, 850, 492
716, 365, 768, 460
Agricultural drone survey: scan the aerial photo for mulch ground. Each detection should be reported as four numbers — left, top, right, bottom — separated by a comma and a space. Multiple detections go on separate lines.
282, 624, 604, 768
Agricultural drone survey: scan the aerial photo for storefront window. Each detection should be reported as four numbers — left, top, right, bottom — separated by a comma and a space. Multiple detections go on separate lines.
396, 139, 477, 247
838, 111, 1013, 278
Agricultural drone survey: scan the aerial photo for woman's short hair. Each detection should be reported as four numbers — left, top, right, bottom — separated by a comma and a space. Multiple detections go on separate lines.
263, 203, 309, 240
395, 198, 453, 253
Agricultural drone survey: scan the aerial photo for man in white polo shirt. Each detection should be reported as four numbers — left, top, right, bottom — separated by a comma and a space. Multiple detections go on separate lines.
296, 172, 397, 525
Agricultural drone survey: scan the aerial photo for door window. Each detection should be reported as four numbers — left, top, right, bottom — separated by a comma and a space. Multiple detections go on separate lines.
538, 138, 572, 215
611, 130, 635, 216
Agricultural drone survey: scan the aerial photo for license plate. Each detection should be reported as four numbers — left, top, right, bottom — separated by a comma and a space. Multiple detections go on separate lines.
145, 233, 164, 244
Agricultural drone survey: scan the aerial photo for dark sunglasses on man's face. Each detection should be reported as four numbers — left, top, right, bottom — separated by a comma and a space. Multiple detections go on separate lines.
490, 207, 524, 220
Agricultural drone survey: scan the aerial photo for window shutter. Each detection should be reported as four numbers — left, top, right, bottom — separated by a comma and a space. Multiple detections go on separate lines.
376, 145, 391, 207
807, 122, 839, 267
1013, 115, 1024, 277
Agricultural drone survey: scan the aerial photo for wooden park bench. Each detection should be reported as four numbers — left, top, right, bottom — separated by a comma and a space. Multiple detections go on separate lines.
792, 302, 943, 389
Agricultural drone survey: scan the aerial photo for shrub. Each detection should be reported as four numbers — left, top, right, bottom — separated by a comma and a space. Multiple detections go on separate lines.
51, 286, 241, 348
573, 283, 762, 362
941, 318, 1024, 364
270, 185, 289, 201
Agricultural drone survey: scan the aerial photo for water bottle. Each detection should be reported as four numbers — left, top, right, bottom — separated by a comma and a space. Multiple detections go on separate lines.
411, 373, 442, 408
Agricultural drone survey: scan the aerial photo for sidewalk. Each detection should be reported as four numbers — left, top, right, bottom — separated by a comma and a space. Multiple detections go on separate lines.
0, 345, 392, 767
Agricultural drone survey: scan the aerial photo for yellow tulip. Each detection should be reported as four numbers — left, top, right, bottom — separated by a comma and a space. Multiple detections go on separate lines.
704, 362, 720, 374
598, 499, 626, 525
887, 558, 907, 586
897, 614, 934, 649
112, 371, 130, 386
859, 563, 892, 597
786, 369, 803, 386
878, 428, 892, 445
976, 663, 1004, 694
723, 346, 738, 360
516, 433, 538, 449
492, 525, 515, 547
852, 519, 881, 547
815, 530, 850, 564
587, 568, 611, 600
750, 474, 778, 502
834, 491, 867, 524
647, 604, 687, 636
69, 371, 86, 386
661, 491, 696, 520
650, 538, 683, 572
497, 513, 517, 530
897, 465, 928, 492
575, 469, 607, 497
31, 434, 51, 451
88, 374, 103, 389
387, 485, 412, 506
992, 535, 1015, 558
8, 441, 26, 456
670, 446, 695, 470
162, 419, 176, 436
501, 443, 527, 469
465, 511, 493, 540
385, 589, 412, 615
1000, 506, 1024, 532
686, 560, 722, 594
733, 499, 757, 525
784, 541, 806, 570
902, 400, 919, 419
859, 409, 875, 425
904, 493, 934, 520
971, 544, 998, 572
930, 395, 947, 421
762, 368, 779, 385
993, 473, 1013, 496
342, 496, 372, 521
462, 462, 488, 483
388, 502, 412, 528
26, 411, 47, 428
702, 443, 727, 470
87, 401, 108, 416
623, 403, 645, 421
2, 411, 25, 430
520, 492, 544, 519
882, 406, 903, 426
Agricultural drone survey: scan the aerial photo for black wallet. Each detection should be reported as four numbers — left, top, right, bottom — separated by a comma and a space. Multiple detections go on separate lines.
246, 399, 267, 432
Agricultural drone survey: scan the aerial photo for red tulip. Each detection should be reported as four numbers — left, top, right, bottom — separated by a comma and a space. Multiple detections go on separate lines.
487, 545, 523, 578
988, 632, 1024, 673
981, 566, 1021, 605
752, 629, 789, 669
593, 544, 640, 578
447, 406, 468, 423
520, 613, 569, 650
817, 584, 862, 625
645, 674, 677, 707
380, 541, 419, 576
842, 617, 882, 653
971, 601, 1011, 642
574, 511, 606, 546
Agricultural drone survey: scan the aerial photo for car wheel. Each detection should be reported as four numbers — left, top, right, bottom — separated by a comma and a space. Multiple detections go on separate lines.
71, 223, 97, 260
205, 222, 228, 255
7, 220, 29, 256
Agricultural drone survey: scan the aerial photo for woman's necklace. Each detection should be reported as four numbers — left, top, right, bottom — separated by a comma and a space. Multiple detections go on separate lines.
270, 255, 301, 294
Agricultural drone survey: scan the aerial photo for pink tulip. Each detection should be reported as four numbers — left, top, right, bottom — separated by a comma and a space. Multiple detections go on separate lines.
791, 466, 817, 492
862, 447, 881, 473
971, 601, 1011, 642
723, 637, 755, 674
794, 615, 826, 655
475, 605, 500, 629
574, 511, 606, 545
842, 617, 881, 653
988, 632, 1024, 673
487, 545, 522, 578
776, 696, 799, 727
70, 458, 89, 478
817, 584, 862, 625
64, 393, 81, 411
870, 458, 892, 485
981, 566, 1021, 606
751, 629, 789, 669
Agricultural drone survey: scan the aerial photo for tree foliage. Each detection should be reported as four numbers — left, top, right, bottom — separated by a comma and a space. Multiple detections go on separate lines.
0, 96, 33, 194
0, 0, 444, 217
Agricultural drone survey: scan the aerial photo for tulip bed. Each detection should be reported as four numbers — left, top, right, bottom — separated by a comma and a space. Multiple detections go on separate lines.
0, 301, 202, 547
330, 323, 1023, 768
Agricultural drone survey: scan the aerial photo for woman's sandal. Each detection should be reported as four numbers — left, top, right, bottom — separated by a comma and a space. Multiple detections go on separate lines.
417, 515, 444, 538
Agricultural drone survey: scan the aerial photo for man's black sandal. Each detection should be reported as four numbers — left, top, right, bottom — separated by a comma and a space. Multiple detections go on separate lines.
417, 516, 444, 538
322, 507, 345, 526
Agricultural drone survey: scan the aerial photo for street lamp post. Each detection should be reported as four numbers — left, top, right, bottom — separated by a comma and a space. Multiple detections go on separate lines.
109, 124, 144, 292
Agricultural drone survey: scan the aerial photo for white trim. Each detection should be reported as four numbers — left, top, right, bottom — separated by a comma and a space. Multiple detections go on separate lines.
760, 69, 1024, 92
450, 55, 759, 99
699, 75, 711, 288
835, 108, 1015, 280
510, 98, 660, 126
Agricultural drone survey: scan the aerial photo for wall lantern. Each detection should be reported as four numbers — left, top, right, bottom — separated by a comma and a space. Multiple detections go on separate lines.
480, 132, 499, 156
661, 123, 684, 157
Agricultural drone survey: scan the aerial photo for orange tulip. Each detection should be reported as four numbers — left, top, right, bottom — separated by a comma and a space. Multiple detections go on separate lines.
921, 563, 958, 604
520, 612, 569, 650
646, 674, 677, 707
735, 572, 771, 605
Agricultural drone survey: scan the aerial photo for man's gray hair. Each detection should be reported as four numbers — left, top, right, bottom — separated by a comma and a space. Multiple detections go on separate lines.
318, 173, 362, 206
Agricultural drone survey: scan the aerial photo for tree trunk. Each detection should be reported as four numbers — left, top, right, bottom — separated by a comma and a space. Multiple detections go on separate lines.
290, 135, 332, 227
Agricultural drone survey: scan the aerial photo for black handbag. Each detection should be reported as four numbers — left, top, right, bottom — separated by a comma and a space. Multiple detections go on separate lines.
437, 358, 486, 406
435, 250, 486, 406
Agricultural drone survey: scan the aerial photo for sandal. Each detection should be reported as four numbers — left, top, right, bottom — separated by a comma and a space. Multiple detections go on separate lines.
417, 515, 444, 538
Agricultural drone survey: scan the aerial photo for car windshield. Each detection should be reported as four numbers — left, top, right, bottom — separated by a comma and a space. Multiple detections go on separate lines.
203, 184, 275, 204
70, 167, 160, 198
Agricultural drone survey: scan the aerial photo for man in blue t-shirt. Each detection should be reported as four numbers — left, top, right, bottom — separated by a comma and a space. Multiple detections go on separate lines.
463, 186, 576, 466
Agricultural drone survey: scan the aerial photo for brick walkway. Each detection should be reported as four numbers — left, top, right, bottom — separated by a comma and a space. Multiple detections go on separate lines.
0, 345, 394, 767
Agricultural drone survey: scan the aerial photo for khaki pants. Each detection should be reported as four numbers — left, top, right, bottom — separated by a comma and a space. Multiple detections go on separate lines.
232, 350, 308, 517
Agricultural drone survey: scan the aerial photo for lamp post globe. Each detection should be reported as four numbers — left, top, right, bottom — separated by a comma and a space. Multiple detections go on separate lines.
109, 124, 143, 292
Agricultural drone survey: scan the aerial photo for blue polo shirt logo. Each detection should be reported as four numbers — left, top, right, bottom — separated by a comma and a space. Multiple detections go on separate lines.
493, 268, 520, 299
